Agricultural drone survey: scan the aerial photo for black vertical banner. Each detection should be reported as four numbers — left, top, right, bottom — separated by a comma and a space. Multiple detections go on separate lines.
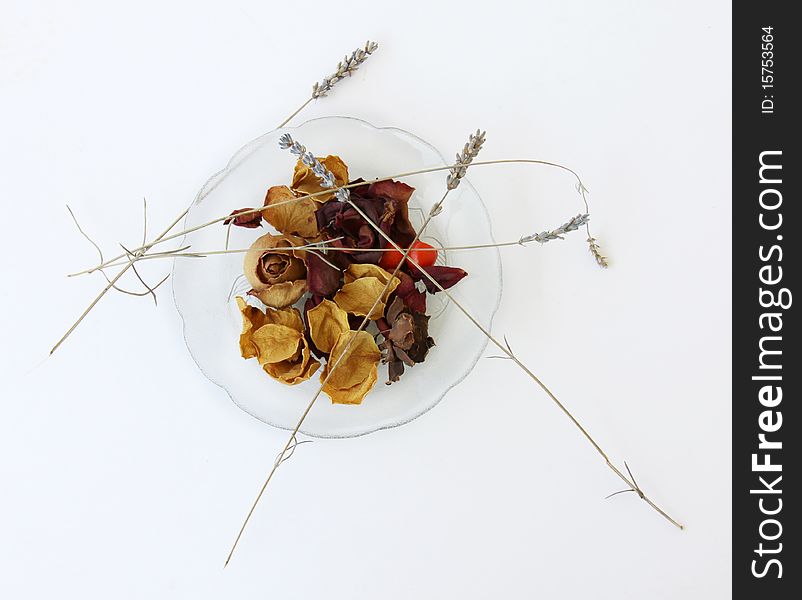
733, 3, 798, 598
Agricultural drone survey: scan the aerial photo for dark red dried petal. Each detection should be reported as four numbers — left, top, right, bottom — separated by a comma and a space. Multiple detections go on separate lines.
224, 208, 262, 228
306, 252, 342, 297
409, 264, 468, 293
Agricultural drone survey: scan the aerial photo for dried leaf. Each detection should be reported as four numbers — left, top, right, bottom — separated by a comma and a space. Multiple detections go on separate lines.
262, 185, 320, 239
292, 155, 349, 202
306, 299, 350, 354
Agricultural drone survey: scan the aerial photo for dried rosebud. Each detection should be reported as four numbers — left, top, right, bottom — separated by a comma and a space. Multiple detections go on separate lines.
315, 178, 418, 265
380, 297, 435, 384
224, 208, 262, 228
243, 233, 308, 308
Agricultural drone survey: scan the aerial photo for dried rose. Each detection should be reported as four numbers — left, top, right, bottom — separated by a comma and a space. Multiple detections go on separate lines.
291, 155, 349, 202
243, 233, 308, 308
334, 263, 400, 320
315, 178, 418, 266
378, 297, 435, 384
224, 208, 262, 229
236, 297, 320, 385
320, 330, 382, 405
262, 185, 320, 239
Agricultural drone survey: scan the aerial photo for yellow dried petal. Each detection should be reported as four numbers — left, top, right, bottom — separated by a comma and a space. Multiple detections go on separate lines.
262, 306, 304, 333
343, 263, 398, 286
236, 296, 267, 359
322, 330, 381, 390
291, 155, 349, 202
264, 338, 320, 385
251, 324, 302, 365
322, 367, 378, 405
334, 277, 397, 320
306, 299, 350, 354
262, 185, 320, 239
252, 279, 307, 309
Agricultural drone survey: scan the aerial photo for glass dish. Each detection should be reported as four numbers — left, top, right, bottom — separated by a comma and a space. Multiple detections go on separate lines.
172, 117, 502, 437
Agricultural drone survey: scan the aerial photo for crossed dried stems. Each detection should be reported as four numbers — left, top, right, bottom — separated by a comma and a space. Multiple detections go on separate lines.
52, 41, 382, 355
56, 40, 679, 569
221, 132, 681, 566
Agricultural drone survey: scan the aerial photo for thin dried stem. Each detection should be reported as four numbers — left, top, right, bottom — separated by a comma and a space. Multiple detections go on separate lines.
352, 206, 683, 531
75, 224, 592, 271
51, 205, 190, 354
54, 46, 353, 351
68, 158, 595, 278
225, 131, 476, 566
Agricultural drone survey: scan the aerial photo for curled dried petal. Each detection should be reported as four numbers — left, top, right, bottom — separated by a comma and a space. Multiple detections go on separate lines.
251, 324, 303, 365
225, 208, 262, 228
291, 155, 349, 202
333, 263, 400, 319
306, 299, 350, 355
321, 330, 381, 405
262, 185, 320, 239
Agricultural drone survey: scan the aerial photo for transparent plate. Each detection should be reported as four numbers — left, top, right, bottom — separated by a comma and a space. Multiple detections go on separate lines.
173, 117, 502, 438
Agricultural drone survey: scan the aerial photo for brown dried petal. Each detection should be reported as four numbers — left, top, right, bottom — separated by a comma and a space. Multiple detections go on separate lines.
387, 312, 415, 350
306, 299, 350, 355
262, 185, 320, 239
291, 155, 349, 202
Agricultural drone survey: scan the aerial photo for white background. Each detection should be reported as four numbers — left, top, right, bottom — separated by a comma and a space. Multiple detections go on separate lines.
1, 1, 731, 598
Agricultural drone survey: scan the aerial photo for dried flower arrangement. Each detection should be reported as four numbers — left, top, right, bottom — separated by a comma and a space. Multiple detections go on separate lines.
231, 138, 470, 402
54, 40, 682, 567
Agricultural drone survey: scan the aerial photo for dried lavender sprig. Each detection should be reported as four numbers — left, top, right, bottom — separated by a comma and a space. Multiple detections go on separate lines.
520, 213, 590, 244
278, 134, 348, 200
446, 129, 486, 190
311, 41, 379, 99
430, 130, 487, 217
588, 237, 609, 268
